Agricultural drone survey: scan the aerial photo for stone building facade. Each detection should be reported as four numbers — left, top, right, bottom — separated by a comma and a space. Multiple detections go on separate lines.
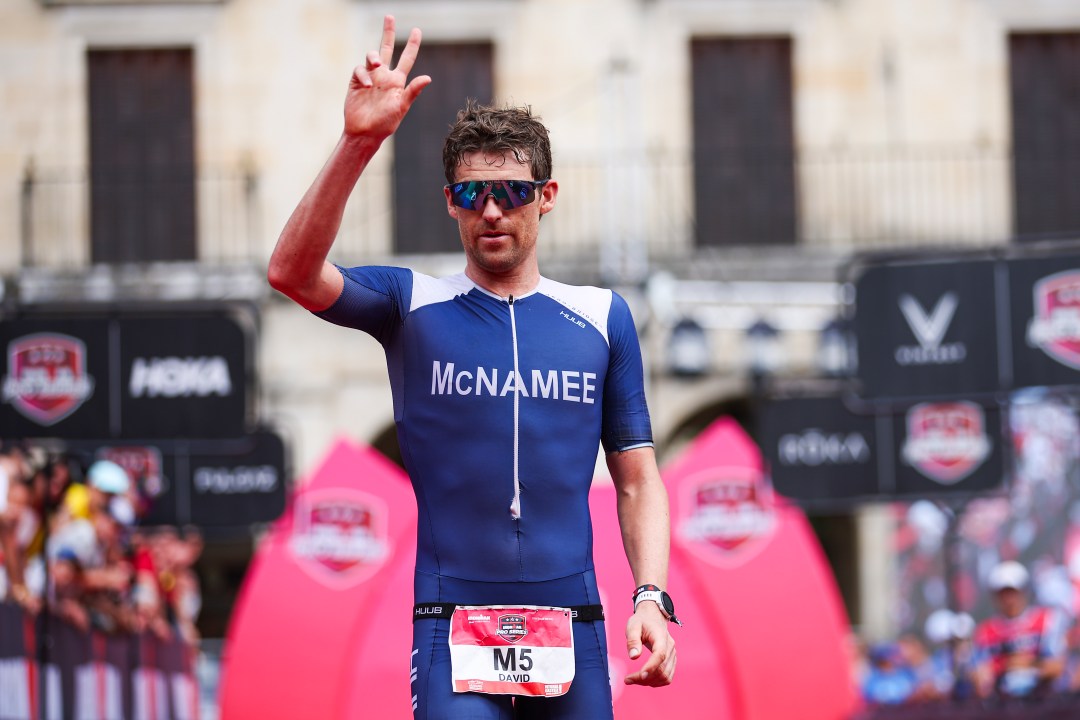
3, 0, 1080, 639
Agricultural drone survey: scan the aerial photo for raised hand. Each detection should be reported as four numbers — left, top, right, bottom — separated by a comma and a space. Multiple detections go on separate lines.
345, 15, 432, 141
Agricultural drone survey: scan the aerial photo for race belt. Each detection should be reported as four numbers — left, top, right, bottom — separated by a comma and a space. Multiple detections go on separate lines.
413, 602, 604, 623
447, 605, 577, 697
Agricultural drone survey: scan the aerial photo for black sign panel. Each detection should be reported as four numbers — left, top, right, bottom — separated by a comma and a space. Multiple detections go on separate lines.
0, 318, 112, 437
188, 431, 286, 528
854, 260, 999, 400
761, 396, 879, 504
94, 442, 177, 527
0, 310, 249, 439
119, 314, 247, 438
892, 401, 1004, 497
1008, 255, 1080, 390
68, 430, 287, 531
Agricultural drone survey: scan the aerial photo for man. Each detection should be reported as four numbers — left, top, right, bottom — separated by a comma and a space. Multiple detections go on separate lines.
973, 560, 1069, 701
267, 15, 677, 719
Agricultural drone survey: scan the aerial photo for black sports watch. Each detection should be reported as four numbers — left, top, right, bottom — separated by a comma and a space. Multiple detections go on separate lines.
632, 584, 683, 626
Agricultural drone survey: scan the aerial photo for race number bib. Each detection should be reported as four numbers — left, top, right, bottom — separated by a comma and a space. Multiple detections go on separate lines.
449, 605, 575, 697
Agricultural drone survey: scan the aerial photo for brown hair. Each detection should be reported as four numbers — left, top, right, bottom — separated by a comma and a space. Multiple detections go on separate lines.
442, 99, 552, 183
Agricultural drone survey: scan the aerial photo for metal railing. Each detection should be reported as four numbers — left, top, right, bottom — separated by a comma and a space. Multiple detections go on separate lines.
17, 146, 1070, 274
19, 163, 260, 269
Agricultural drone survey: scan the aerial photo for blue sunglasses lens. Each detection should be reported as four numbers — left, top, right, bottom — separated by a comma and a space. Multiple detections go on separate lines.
447, 180, 546, 211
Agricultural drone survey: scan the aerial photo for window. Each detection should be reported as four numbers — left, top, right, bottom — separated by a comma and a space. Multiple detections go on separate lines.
1009, 32, 1080, 242
691, 37, 796, 246
392, 42, 494, 254
88, 48, 196, 263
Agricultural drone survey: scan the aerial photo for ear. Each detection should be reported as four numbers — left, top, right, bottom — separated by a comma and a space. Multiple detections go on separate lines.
444, 186, 459, 220
538, 179, 558, 217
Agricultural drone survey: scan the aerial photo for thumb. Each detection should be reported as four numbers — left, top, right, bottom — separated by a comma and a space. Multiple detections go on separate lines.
403, 75, 433, 107
626, 618, 643, 660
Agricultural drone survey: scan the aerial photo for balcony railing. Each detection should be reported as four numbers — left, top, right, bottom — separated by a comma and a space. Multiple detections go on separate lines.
17, 146, 1066, 277
19, 163, 260, 269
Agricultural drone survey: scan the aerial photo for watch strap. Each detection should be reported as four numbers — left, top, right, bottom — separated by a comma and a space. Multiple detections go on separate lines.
632, 587, 683, 627
633, 590, 667, 615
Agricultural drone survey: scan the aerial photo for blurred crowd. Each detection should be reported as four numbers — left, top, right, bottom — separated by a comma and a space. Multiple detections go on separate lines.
0, 442, 202, 644
856, 561, 1080, 710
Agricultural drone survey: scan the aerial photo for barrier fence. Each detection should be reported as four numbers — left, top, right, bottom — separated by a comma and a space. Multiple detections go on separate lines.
0, 601, 197, 720
856, 695, 1080, 720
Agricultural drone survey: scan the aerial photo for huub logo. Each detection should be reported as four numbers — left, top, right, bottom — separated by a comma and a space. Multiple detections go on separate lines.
895, 293, 966, 366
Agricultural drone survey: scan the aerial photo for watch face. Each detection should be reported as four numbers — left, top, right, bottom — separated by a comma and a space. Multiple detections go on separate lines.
661, 592, 675, 615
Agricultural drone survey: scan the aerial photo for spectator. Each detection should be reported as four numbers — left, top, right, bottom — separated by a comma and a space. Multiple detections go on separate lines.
924, 608, 977, 702
973, 560, 1070, 701
897, 632, 940, 702
862, 642, 919, 706
1060, 621, 1080, 694
47, 460, 133, 632
171, 526, 204, 644
0, 445, 41, 613
2, 446, 205, 648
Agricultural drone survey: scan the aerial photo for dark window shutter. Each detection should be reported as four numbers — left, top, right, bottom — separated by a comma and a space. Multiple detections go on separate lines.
1009, 33, 1080, 241
88, 48, 196, 262
392, 42, 493, 254
691, 37, 796, 246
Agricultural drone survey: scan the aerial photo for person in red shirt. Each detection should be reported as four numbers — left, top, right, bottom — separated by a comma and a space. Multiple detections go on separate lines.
973, 561, 1070, 700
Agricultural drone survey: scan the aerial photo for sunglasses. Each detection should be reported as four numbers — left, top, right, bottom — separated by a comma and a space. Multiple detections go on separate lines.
445, 179, 549, 212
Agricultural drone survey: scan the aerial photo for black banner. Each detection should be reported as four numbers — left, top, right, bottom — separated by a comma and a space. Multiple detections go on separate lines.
1008, 254, 1080, 390
0, 318, 112, 438
760, 396, 879, 504
0, 310, 249, 439
760, 395, 1005, 505
188, 431, 287, 528
66, 430, 287, 531
854, 259, 999, 400
891, 400, 1004, 498
118, 314, 248, 438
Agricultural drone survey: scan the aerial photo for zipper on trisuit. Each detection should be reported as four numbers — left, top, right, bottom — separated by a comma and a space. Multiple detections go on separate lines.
508, 294, 522, 519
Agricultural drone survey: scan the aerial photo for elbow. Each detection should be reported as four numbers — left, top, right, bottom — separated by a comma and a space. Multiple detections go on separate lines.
266, 261, 291, 296
267, 256, 304, 300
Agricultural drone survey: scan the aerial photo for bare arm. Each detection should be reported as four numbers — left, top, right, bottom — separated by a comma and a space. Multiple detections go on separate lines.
267, 15, 431, 310
608, 447, 669, 589
607, 446, 676, 687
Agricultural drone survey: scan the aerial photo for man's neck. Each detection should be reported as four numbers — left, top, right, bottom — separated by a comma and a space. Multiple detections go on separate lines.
464, 264, 542, 299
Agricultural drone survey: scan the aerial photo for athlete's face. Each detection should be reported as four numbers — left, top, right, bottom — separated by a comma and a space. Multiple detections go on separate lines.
445, 150, 558, 280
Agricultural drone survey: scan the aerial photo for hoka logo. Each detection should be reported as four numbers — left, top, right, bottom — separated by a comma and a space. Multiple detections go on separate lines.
430, 361, 597, 404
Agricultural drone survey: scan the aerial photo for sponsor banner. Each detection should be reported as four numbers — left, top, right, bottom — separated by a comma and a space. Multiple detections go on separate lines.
0, 311, 249, 439
188, 431, 286, 528
289, 487, 390, 588
119, 314, 247, 438
1010, 255, 1080, 389
449, 606, 574, 697
0, 319, 111, 437
65, 430, 287, 530
854, 260, 999, 400
676, 465, 777, 567
894, 401, 1003, 497
760, 396, 879, 504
